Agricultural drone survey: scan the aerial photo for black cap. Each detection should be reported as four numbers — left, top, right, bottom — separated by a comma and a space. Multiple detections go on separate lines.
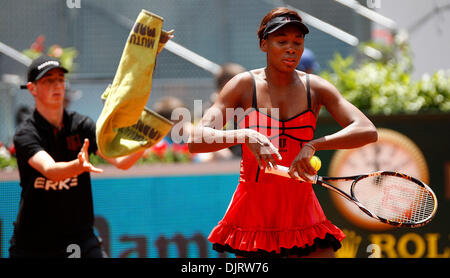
263, 15, 309, 39
20, 55, 68, 89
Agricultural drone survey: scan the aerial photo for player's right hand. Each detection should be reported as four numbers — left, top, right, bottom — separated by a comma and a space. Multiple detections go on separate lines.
244, 129, 282, 170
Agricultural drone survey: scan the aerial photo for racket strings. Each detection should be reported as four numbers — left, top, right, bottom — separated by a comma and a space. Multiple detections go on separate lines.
353, 175, 435, 224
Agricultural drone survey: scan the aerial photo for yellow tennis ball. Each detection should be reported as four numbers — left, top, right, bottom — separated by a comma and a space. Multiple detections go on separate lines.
310, 156, 321, 171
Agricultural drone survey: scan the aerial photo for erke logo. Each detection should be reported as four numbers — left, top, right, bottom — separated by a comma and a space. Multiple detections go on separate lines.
66, 0, 81, 9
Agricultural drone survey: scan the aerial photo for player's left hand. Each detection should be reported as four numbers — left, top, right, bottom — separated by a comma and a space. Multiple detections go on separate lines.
289, 143, 316, 182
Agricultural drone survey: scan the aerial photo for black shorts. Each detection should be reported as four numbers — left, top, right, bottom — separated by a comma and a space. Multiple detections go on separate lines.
9, 235, 108, 258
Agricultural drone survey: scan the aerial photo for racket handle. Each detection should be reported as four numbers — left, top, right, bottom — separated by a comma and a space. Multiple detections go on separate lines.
265, 165, 317, 183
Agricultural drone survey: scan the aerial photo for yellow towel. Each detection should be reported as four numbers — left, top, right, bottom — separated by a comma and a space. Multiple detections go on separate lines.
96, 9, 173, 157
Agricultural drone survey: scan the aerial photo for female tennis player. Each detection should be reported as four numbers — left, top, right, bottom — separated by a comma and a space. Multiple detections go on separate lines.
188, 7, 378, 258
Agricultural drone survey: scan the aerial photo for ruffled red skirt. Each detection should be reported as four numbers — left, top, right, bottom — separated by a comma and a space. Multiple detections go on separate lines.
208, 180, 345, 257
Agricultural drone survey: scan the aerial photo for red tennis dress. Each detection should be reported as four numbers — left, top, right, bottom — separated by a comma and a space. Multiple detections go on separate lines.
208, 73, 345, 257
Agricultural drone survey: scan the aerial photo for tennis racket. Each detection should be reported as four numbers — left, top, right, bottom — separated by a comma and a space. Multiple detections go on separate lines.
265, 165, 438, 228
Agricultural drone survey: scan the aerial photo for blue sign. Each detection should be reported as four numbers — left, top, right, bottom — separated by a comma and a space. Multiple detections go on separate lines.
0, 174, 239, 258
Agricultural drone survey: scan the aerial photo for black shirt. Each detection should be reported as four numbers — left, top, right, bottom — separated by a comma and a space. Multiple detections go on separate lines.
12, 109, 98, 253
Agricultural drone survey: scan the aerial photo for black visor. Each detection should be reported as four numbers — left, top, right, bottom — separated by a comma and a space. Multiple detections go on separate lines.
263, 15, 309, 39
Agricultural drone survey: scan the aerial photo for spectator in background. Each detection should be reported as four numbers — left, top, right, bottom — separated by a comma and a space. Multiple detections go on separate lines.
150, 96, 192, 161
150, 95, 233, 163
296, 47, 319, 73
153, 96, 187, 145
15, 105, 33, 127
211, 63, 247, 105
